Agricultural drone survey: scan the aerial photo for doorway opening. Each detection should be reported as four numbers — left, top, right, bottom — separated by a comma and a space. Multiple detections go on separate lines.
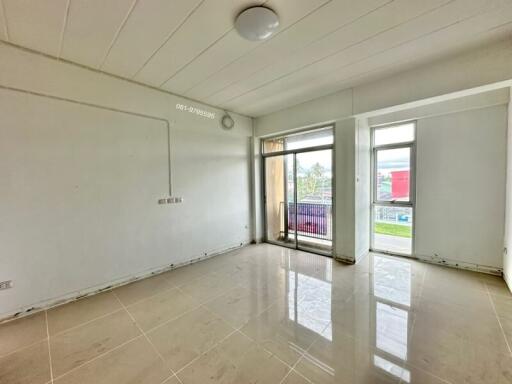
263, 127, 334, 256
371, 123, 416, 256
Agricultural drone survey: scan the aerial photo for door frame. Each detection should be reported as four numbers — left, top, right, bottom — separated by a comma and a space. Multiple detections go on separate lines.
261, 127, 335, 257
370, 122, 416, 257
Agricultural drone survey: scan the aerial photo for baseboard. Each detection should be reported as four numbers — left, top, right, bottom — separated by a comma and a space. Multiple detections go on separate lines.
334, 254, 355, 264
415, 253, 502, 276
0, 242, 249, 324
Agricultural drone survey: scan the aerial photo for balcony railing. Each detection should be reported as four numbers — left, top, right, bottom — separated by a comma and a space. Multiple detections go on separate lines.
280, 202, 333, 241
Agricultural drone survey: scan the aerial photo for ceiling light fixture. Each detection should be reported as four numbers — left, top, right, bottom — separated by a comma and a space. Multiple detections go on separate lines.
234, 6, 280, 41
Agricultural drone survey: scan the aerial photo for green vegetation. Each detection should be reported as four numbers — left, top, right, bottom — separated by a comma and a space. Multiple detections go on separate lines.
295, 162, 331, 201
375, 222, 412, 238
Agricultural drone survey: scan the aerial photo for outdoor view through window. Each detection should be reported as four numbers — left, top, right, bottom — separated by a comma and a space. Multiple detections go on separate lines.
263, 128, 333, 255
373, 123, 415, 255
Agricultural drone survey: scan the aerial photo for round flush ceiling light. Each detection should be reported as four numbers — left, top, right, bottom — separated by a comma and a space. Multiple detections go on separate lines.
235, 6, 279, 41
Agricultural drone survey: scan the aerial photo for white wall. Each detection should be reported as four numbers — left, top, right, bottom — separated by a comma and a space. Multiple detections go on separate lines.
0, 44, 253, 319
354, 118, 371, 261
414, 105, 507, 271
504, 92, 512, 288
334, 119, 356, 262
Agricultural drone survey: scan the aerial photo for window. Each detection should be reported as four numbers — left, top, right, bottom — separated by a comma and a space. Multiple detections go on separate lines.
262, 127, 333, 154
372, 123, 415, 256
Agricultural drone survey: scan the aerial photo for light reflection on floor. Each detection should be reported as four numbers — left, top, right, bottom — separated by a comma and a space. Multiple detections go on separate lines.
1, 243, 511, 384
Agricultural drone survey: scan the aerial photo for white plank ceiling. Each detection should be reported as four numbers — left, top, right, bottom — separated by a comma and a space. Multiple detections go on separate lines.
0, 0, 511, 117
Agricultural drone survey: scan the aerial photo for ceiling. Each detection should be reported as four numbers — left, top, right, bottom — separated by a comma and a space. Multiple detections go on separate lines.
0, 0, 511, 117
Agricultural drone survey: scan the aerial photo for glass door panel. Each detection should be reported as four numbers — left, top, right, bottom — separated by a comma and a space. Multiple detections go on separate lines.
264, 154, 296, 248
373, 205, 413, 255
295, 149, 333, 255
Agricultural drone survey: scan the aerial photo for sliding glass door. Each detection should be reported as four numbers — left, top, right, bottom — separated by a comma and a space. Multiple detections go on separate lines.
295, 149, 333, 254
371, 123, 415, 256
263, 128, 333, 256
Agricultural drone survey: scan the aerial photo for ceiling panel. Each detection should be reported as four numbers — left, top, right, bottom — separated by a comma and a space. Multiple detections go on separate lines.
2, 0, 68, 56
0, 0, 511, 117
206, 0, 452, 106
60, 0, 136, 68
231, 5, 512, 116
221, 0, 496, 110
101, 0, 203, 79
184, 0, 391, 101
134, 0, 263, 87
160, 0, 330, 95
0, 1, 7, 40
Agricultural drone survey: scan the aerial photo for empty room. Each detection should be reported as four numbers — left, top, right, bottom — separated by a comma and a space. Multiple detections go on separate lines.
1, 1, 512, 383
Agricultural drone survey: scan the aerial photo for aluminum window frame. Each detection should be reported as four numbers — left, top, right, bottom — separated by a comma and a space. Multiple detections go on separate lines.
261, 125, 335, 257
370, 122, 417, 257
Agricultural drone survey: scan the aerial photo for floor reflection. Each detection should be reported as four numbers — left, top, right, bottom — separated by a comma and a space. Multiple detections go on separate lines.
283, 251, 414, 383
372, 255, 412, 382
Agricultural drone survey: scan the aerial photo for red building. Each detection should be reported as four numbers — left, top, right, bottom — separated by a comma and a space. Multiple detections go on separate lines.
391, 170, 410, 199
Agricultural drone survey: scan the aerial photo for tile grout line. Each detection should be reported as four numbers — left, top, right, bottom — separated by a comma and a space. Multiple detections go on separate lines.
485, 283, 512, 356
112, 291, 184, 383
52, 334, 146, 381
2, 253, 259, 381
275, 320, 332, 384
173, 325, 242, 377
45, 260, 231, 339
0, 335, 51, 360
45, 311, 55, 384
49, 306, 126, 338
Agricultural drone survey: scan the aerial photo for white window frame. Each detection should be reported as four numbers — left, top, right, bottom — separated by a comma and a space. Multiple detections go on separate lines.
370, 122, 416, 256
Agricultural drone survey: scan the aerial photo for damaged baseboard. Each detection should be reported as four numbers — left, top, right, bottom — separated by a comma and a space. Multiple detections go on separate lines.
0, 242, 249, 324
416, 253, 502, 276
334, 254, 355, 264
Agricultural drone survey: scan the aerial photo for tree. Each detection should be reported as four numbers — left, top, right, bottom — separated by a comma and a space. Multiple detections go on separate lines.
296, 162, 327, 201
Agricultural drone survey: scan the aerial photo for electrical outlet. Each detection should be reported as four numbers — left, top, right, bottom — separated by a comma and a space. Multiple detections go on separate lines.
0, 280, 12, 290
158, 198, 167, 205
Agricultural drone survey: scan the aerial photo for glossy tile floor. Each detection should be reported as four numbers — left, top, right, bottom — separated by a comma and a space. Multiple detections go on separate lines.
1, 244, 512, 384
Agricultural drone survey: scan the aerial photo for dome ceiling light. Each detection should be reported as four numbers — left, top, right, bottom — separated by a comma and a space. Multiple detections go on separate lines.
234, 6, 280, 41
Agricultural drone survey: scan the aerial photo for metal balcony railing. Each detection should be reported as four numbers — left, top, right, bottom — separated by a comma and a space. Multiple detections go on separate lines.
280, 202, 333, 241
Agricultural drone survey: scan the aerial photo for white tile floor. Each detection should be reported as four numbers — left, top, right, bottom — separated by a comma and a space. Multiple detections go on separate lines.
0, 243, 511, 384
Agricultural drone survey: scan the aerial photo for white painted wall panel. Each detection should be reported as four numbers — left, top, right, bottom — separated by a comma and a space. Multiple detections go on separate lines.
0, 44, 253, 318
415, 105, 507, 268
334, 118, 356, 261
503, 94, 512, 289
255, 38, 512, 136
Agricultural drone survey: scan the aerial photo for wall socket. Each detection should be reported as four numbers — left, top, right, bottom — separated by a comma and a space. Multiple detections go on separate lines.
0, 280, 13, 290
158, 197, 184, 205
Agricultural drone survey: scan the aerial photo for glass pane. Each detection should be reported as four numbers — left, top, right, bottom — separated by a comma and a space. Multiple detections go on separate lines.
285, 128, 333, 151
374, 123, 414, 146
263, 137, 284, 153
263, 127, 333, 154
295, 149, 333, 254
376, 147, 410, 202
373, 205, 412, 255
265, 154, 295, 246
